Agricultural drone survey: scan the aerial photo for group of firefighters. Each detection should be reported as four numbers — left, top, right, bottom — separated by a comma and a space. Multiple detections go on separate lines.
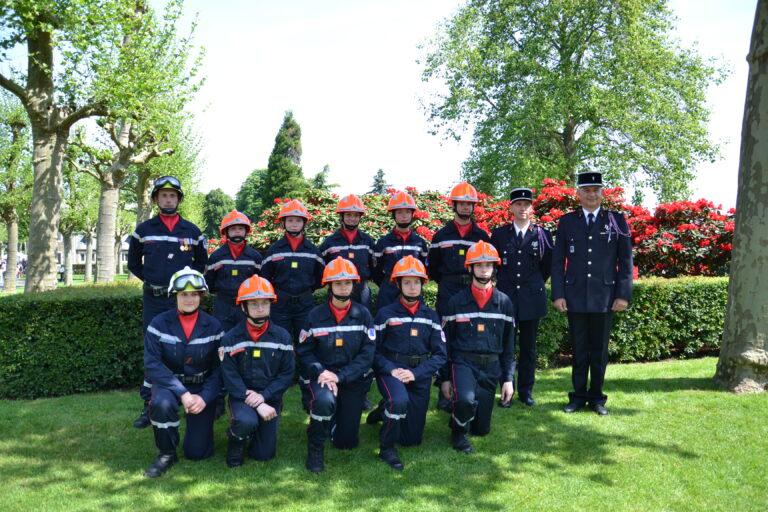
129, 171, 633, 477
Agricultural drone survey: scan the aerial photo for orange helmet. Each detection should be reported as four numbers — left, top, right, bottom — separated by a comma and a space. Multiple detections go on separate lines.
322, 256, 361, 285
387, 191, 417, 212
236, 275, 277, 304
449, 182, 479, 204
219, 210, 252, 237
277, 199, 309, 220
390, 255, 428, 282
336, 194, 366, 215
464, 240, 501, 267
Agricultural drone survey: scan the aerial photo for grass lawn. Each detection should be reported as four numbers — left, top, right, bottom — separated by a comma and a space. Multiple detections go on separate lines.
0, 357, 765, 512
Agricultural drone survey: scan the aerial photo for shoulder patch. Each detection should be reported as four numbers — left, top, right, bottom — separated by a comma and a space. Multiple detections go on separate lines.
440, 330, 446, 343
299, 330, 309, 343
218, 347, 225, 361
367, 328, 376, 341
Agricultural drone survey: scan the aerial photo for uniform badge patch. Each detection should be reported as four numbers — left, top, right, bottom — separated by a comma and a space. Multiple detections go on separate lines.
459, 249, 465, 255
291, 261, 298, 268
410, 328, 418, 337
218, 347, 225, 361
477, 324, 485, 332
348, 252, 355, 259
335, 338, 343, 347
440, 331, 446, 343
232, 269, 238, 276
367, 328, 376, 341
299, 330, 309, 343
253, 350, 261, 358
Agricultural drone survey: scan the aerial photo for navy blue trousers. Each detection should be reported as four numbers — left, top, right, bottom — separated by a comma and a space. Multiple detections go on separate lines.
567, 311, 613, 406
149, 385, 216, 460
140, 291, 175, 402
307, 378, 368, 449
376, 374, 431, 448
227, 399, 283, 461
516, 318, 540, 400
449, 360, 500, 436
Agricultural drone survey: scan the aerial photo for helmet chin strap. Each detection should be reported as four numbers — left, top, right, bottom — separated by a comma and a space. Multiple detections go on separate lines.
471, 266, 493, 285
178, 306, 199, 316
342, 223, 357, 231
241, 305, 268, 325
228, 236, 245, 244
453, 204, 474, 221
160, 207, 178, 215
395, 221, 412, 229
332, 292, 352, 302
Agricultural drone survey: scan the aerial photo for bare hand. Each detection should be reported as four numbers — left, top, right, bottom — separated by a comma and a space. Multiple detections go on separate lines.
392, 368, 415, 383
440, 381, 453, 400
553, 298, 568, 312
182, 393, 206, 415
318, 370, 339, 396
500, 381, 514, 405
611, 298, 629, 311
245, 389, 264, 408
256, 402, 277, 421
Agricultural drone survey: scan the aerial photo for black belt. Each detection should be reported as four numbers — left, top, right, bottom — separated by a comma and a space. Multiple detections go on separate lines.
275, 288, 314, 304
384, 350, 430, 367
174, 371, 211, 384
441, 274, 472, 286
452, 350, 499, 366
144, 283, 168, 297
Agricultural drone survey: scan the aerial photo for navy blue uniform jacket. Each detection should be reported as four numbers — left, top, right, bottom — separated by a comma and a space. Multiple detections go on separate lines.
144, 309, 223, 405
319, 229, 375, 280
128, 215, 207, 287
260, 236, 324, 295
491, 224, 553, 321
372, 231, 428, 286
219, 321, 295, 402
297, 302, 375, 384
551, 209, 633, 313
427, 221, 489, 282
204, 244, 263, 297
373, 300, 447, 380
442, 287, 517, 382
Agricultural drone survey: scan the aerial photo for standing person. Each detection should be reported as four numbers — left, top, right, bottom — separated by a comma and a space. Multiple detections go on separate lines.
427, 182, 490, 316
441, 241, 515, 453
128, 175, 208, 429
551, 171, 633, 416
298, 257, 375, 473
367, 256, 446, 471
319, 194, 375, 311
143, 267, 223, 478
491, 187, 553, 407
372, 191, 428, 310
219, 275, 295, 467
205, 210, 263, 332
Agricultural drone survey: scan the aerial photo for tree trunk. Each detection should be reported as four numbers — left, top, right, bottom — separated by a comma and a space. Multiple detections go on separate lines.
115, 235, 124, 275
84, 232, 94, 282
714, 0, 768, 393
3, 219, 18, 292
95, 182, 119, 283
136, 170, 154, 225
63, 232, 74, 286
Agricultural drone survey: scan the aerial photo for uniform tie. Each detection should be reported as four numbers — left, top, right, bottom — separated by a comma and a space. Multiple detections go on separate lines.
516, 231, 523, 244
587, 212, 595, 229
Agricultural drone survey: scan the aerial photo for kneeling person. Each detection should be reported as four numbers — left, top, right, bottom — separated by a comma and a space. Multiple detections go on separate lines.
220, 275, 295, 467
144, 267, 223, 478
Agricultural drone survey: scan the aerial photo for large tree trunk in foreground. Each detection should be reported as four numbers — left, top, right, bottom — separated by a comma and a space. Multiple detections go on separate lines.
714, 0, 768, 393
3, 219, 18, 292
84, 232, 95, 283
95, 182, 119, 283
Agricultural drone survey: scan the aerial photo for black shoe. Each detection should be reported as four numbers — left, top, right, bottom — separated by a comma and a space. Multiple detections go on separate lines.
362, 396, 374, 411
306, 443, 324, 473
379, 447, 404, 471
366, 407, 384, 425
437, 395, 452, 413
497, 398, 512, 408
214, 396, 226, 420
226, 438, 246, 468
521, 397, 537, 407
592, 404, 609, 416
144, 453, 177, 478
451, 430, 472, 454
133, 405, 151, 429
563, 401, 582, 413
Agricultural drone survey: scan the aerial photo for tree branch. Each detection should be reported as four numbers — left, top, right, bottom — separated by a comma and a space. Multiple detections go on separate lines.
0, 72, 29, 106
65, 154, 101, 181
60, 101, 108, 132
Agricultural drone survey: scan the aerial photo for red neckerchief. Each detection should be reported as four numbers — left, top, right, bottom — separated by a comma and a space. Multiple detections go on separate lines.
177, 310, 199, 340
286, 234, 304, 252
159, 214, 180, 233
246, 320, 269, 341
394, 229, 411, 244
453, 220, 472, 238
329, 300, 352, 324
471, 284, 493, 310
228, 241, 245, 260
341, 227, 358, 244
400, 298, 419, 316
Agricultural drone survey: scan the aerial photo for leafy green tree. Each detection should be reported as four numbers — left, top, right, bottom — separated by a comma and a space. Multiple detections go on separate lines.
310, 164, 338, 192
202, 188, 235, 239
59, 162, 99, 285
368, 168, 389, 194
261, 111, 307, 207
421, 0, 724, 200
236, 168, 267, 220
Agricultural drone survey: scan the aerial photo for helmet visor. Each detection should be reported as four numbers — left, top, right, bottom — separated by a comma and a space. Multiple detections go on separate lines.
171, 273, 206, 293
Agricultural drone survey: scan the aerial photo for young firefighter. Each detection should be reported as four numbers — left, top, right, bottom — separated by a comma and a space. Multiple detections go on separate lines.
441, 241, 516, 453
219, 275, 294, 467
367, 256, 446, 471
427, 182, 490, 316
319, 194, 375, 311
143, 267, 223, 478
490, 187, 553, 407
298, 257, 375, 473
128, 175, 208, 429
372, 191, 428, 310
205, 210, 263, 332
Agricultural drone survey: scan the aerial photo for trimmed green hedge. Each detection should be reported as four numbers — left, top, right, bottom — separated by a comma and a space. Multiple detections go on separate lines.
0, 277, 727, 399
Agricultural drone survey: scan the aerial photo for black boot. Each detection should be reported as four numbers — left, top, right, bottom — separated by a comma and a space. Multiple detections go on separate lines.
379, 447, 404, 471
306, 443, 324, 473
366, 405, 384, 425
133, 404, 150, 429
144, 452, 177, 478
451, 430, 472, 454
362, 395, 374, 411
226, 438, 246, 468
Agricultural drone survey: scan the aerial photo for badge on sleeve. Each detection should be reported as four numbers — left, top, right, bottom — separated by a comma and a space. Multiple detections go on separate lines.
299, 330, 309, 343
440, 330, 446, 343
367, 328, 376, 341
218, 347, 225, 361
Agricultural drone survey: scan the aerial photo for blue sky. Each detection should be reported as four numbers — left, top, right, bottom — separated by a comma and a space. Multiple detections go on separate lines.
182, 0, 755, 208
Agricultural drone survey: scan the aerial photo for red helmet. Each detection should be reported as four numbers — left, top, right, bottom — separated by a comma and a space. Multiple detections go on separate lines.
277, 199, 309, 220
464, 240, 501, 267
387, 191, 417, 212
449, 182, 479, 204
336, 194, 366, 215
322, 256, 361, 285
219, 210, 252, 237
236, 275, 277, 304
390, 255, 428, 282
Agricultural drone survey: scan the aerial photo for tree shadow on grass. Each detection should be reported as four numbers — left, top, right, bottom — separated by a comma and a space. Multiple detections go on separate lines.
607, 376, 720, 394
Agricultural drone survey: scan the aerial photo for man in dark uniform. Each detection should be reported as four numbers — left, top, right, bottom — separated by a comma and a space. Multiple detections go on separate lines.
551, 171, 633, 416
128, 175, 208, 429
491, 187, 553, 407
319, 194, 375, 311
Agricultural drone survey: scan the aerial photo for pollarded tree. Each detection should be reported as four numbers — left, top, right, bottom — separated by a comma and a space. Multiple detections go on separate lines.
261, 111, 307, 207
202, 188, 235, 239
714, 0, 768, 393
421, 0, 724, 200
